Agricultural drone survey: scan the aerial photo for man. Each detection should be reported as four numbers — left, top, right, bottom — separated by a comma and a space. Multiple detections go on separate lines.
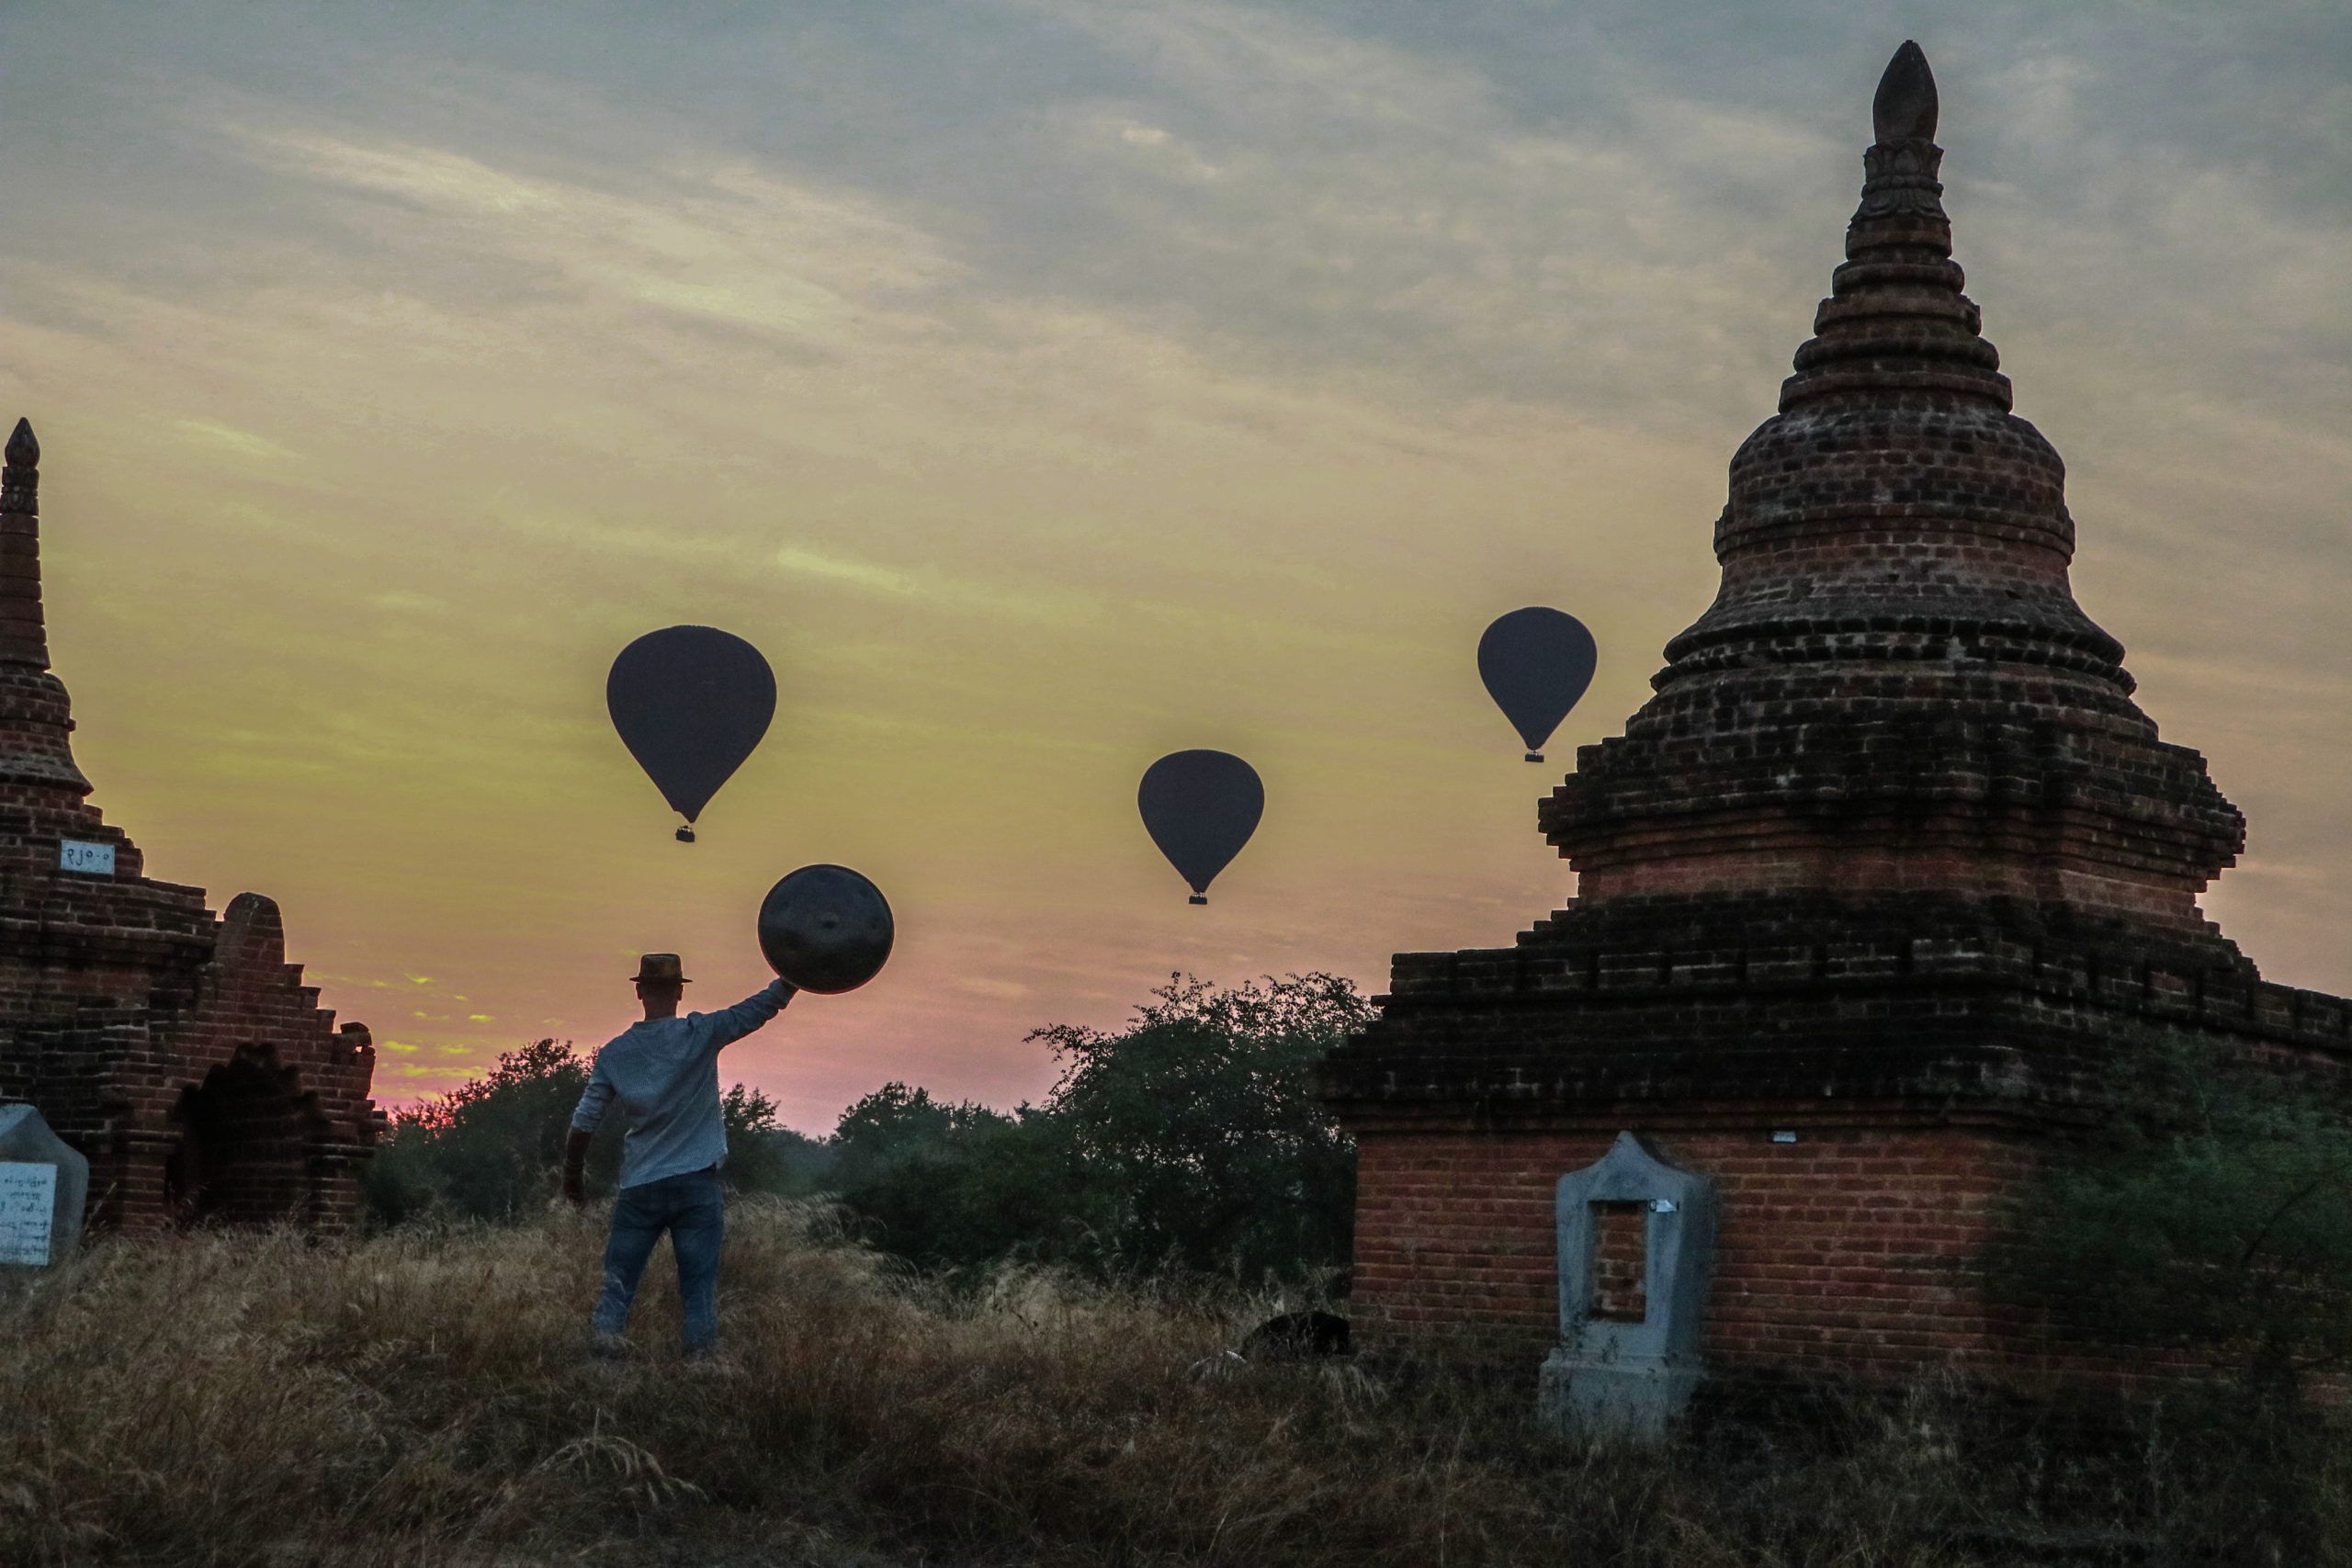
565, 953, 794, 1357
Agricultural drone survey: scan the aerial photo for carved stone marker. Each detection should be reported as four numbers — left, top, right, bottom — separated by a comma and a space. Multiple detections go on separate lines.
1537, 1131, 1717, 1441
0, 1102, 90, 1271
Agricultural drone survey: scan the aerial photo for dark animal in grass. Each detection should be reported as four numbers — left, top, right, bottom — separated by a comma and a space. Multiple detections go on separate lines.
1240, 1310, 1351, 1360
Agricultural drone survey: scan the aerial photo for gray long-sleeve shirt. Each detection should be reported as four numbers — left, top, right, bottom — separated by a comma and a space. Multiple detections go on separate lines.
571, 979, 791, 1189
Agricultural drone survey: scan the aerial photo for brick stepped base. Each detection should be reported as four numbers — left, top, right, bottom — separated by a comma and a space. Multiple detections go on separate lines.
1325, 890, 2352, 1379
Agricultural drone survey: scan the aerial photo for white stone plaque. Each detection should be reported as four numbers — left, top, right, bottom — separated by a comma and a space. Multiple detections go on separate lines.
0, 1161, 58, 1266
59, 840, 116, 876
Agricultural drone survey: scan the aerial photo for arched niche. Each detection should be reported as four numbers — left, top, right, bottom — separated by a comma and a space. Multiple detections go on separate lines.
162, 1043, 326, 1227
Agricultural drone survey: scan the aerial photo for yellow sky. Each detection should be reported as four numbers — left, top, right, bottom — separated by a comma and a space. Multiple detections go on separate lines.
4, 2, 2346, 1131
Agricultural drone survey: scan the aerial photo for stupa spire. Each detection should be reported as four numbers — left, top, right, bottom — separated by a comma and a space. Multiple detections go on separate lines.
1536, 46, 2244, 934
1771, 41, 2008, 417
3, 419, 48, 671
0, 416, 92, 796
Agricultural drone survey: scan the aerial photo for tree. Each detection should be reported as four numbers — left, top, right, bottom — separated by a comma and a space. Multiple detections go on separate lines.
1029, 971, 1372, 1281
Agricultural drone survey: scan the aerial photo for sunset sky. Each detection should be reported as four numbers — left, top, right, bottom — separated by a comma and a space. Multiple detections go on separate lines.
3, 2, 2346, 1134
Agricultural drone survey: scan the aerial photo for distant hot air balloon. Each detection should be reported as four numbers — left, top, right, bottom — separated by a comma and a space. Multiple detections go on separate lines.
606, 626, 775, 841
1476, 607, 1596, 762
1138, 750, 1263, 905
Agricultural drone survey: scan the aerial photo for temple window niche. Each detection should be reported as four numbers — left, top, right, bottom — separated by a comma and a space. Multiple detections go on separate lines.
1539, 1134, 1718, 1440
1588, 1200, 1651, 1322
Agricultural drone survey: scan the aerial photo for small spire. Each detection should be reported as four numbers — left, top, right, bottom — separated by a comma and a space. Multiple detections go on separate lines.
1845, 39, 1952, 242
1, 418, 36, 520
1872, 41, 1938, 145
1777, 43, 2002, 416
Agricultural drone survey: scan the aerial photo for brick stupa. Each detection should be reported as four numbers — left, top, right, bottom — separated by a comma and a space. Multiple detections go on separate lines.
1320, 44, 2352, 1382
0, 417, 381, 1232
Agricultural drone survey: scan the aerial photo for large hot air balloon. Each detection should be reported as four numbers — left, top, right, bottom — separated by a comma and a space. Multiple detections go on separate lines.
606, 626, 775, 841
757, 863, 894, 993
1138, 750, 1263, 905
1476, 607, 1596, 762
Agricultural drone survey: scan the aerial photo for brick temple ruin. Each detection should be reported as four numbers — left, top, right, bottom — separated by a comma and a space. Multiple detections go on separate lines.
1320, 44, 2352, 1390
0, 417, 381, 1233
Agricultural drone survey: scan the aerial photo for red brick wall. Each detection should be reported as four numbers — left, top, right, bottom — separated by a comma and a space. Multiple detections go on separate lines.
1351, 1121, 2030, 1376
83, 894, 381, 1234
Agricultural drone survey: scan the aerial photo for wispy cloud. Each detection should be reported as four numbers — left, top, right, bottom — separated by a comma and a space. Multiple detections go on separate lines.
173, 417, 296, 462
222, 125, 963, 351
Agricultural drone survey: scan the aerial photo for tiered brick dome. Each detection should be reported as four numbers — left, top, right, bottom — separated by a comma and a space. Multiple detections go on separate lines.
1544, 42, 2243, 932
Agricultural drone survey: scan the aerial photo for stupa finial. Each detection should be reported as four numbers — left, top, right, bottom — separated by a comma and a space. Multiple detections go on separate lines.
1872, 41, 1938, 146
2, 418, 37, 523
1849, 40, 1950, 234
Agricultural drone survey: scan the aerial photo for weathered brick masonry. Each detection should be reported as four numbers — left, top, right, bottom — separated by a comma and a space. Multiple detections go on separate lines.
0, 417, 380, 1233
1319, 44, 2352, 1385
1354, 1125, 2030, 1374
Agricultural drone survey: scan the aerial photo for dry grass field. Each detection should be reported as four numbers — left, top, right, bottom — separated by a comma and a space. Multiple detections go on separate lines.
0, 1201, 2336, 1567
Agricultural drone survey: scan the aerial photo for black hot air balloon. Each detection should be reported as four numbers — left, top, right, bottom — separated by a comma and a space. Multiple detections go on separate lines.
1138, 750, 1263, 905
606, 626, 775, 841
1476, 607, 1596, 762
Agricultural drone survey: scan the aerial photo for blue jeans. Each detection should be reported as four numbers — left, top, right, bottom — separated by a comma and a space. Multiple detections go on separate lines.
592, 1166, 725, 1350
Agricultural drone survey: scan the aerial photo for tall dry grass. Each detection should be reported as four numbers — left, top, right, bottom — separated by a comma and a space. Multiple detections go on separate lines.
0, 1201, 2335, 1566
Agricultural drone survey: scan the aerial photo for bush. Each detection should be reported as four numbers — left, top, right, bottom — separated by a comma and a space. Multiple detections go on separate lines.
826, 974, 1368, 1283
1984, 1030, 2352, 1560
1991, 1031, 2352, 1400
827, 1082, 1096, 1268
367, 1039, 829, 1226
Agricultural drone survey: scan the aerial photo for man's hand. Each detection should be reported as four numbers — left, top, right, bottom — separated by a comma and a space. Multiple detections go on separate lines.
561, 1126, 594, 1207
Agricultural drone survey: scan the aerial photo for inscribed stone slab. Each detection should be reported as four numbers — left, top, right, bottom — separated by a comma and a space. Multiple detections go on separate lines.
0, 1162, 58, 1265
0, 1103, 90, 1270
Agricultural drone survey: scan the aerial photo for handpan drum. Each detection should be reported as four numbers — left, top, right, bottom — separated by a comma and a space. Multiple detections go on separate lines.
757, 864, 894, 994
